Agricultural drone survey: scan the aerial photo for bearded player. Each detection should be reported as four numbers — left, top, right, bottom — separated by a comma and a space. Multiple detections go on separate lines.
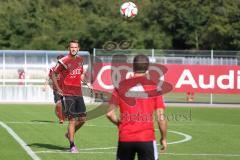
52, 40, 89, 153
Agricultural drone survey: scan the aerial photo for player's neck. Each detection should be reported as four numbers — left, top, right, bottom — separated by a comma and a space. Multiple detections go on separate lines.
69, 54, 77, 59
134, 72, 146, 77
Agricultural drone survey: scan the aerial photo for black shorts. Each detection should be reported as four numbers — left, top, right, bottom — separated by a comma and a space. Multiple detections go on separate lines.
53, 90, 61, 103
62, 96, 86, 119
117, 141, 158, 160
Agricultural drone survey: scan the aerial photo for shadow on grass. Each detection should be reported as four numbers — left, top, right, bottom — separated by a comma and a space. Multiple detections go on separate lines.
28, 143, 68, 151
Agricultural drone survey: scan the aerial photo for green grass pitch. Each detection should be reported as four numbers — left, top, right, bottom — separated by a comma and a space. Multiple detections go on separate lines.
0, 104, 240, 160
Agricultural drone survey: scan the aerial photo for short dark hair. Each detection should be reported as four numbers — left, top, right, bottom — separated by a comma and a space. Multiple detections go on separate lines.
69, 39, 80, 47
133, 54, 149, 73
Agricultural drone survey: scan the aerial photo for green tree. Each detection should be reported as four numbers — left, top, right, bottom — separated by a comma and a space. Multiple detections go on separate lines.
0, 0, 239, 51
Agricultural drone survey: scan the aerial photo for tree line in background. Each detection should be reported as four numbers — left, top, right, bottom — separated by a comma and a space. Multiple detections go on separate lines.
0, 0, 240, 53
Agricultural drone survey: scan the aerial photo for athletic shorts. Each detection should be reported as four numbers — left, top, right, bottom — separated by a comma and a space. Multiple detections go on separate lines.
117, 141, 158, 160
53, 90, 61, 103
62, 96, 86, 119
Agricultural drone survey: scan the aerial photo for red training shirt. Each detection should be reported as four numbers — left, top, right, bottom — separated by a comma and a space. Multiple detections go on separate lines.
110, 76, 165, 142
48, 66, 62, 90
54, 54, 84, 96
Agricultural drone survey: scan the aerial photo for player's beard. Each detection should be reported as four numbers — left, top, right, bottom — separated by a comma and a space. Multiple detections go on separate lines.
70, 50, 78, 56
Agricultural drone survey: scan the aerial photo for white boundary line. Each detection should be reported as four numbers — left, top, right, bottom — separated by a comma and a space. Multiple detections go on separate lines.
34, 150, 240, 157
5, 121, 240, 127
5, 122, 54, 125
3, 122, 193, 149
0, 102, 240, 107
3, 121, 193, 145
35, 130, 192, 152
0, 121, 41, 160
167, 130, 192, 145
35, 151, 115, 154
3, 121, 239, 158
162, 153, 240, 157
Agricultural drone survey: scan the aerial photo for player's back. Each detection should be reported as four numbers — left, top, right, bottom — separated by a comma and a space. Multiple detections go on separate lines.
112, 76, 165, 142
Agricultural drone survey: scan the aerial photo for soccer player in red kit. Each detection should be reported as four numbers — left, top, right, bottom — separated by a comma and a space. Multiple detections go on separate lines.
52, 40, 88, 153
48, 55, 65, 124
106, 54, 167, 160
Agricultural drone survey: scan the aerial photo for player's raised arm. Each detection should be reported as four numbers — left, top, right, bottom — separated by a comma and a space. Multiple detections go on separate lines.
156, 108, 167, 152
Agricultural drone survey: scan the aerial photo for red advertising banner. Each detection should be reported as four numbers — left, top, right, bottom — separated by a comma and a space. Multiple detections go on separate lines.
92, 63, 240, 94
165, 64, 240, 94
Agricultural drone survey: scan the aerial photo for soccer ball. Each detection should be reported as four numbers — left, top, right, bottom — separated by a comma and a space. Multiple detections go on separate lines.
120, 2, 138, 18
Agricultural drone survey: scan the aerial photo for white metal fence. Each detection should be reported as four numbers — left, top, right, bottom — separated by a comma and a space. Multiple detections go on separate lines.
0, 49, 239, 104
94, 49, 239, 65
0, 50, 91, 103
93, 49, 240, 104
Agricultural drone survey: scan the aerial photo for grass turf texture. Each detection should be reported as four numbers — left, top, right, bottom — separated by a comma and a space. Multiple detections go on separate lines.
0, 104, 239, 160
165, 93, 240, 104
